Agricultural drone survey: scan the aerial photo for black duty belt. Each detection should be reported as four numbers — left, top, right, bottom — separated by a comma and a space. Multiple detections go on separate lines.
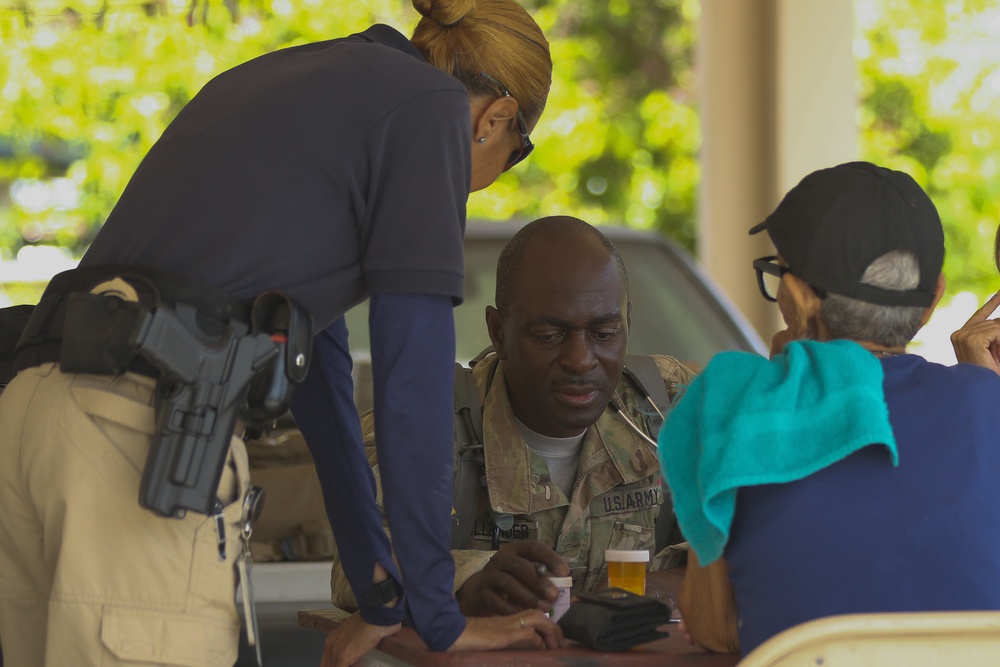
10, 265, 312, 521
13, 264, 251, 377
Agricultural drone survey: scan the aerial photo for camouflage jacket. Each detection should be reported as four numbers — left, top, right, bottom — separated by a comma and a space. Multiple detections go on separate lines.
329, 351, 694, 608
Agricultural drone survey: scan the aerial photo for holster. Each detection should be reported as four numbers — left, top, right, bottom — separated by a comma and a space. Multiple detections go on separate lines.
16, 266, 314, 518
558, 588, 672, 651
243, 290, 313, 428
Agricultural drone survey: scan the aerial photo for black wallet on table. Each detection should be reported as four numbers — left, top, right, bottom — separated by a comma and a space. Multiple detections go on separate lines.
557, 587, 672, 651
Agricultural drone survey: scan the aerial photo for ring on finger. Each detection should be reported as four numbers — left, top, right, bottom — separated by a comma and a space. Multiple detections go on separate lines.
519, 615, 524, 628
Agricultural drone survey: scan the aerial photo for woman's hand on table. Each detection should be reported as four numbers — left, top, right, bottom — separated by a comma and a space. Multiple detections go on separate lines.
320, 613, 401, 667
449, 610, 566, 651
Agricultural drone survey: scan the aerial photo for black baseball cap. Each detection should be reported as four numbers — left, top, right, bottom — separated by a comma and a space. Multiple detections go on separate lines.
749, 161, 944, 307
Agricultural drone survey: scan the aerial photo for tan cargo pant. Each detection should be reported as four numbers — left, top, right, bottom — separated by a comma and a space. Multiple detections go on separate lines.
0, 363, 249, 667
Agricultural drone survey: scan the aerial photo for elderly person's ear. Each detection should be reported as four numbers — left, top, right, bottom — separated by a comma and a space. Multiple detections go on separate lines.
779, 273, 825, 340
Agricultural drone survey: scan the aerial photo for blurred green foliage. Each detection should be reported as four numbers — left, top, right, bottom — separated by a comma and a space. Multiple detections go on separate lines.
2, 0, 999, 308
857, 0, 1000, 299
0, 0, 699, 279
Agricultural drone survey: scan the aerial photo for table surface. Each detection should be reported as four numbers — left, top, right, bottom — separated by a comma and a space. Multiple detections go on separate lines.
298, 608, 742, 667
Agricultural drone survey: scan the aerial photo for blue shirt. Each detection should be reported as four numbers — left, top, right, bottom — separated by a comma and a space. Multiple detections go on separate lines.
725, 355, 1000, 654
83, 24, 469, 332
292, 293, 461, 647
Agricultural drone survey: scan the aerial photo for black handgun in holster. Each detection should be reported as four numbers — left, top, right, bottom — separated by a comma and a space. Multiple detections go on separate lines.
132, 305, 274, 518
135, 290, 312, 518
59, 283, 312, 518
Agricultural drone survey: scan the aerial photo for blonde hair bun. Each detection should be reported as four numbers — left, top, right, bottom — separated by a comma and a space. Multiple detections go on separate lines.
412, 0, 477, 28
410, 0, 551, 125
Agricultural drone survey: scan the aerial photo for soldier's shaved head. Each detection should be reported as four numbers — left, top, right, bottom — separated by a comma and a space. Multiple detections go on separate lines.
486, 215, 632, 437
495, 216, 629, 314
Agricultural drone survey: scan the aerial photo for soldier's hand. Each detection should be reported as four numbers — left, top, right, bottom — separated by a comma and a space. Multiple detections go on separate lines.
456, 540, 569, 617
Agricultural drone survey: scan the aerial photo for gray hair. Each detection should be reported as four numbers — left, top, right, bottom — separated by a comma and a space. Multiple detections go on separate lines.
820, 250, 926, 347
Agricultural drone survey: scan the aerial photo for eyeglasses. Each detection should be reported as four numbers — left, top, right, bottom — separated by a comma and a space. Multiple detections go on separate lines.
753, 255, 828, 302
478, 71, 534, 171
753, 255, 789, 302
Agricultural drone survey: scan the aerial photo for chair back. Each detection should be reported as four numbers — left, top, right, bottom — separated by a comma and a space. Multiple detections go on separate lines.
737, 611, 1000, 667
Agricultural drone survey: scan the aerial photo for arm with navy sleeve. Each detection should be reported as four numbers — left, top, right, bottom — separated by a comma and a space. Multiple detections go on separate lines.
368, 291, 466, 650
289, 317, 406, 629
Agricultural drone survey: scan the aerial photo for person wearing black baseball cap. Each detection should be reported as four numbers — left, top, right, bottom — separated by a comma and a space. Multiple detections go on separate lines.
661, 161, 1000, 656
749, 160, 945, 357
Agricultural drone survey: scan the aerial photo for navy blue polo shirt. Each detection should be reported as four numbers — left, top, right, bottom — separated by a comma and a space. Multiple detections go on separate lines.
84, 24, 469, 327
82, 24, 470, 649
725, 355, 1000, 654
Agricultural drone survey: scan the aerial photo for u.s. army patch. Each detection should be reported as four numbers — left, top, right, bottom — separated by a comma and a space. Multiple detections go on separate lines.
593, 484, 661, 516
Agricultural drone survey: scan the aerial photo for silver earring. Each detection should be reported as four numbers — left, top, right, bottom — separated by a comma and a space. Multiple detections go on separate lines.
477, 137, 487, 143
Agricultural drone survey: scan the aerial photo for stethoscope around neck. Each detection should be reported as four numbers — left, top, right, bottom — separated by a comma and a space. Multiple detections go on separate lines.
485, 358, 667, 546
608, 396, 660, 448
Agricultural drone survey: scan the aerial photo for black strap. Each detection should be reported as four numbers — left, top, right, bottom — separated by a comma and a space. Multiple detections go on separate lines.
621, 355, 681, 554
13, 265, 251, 376
45, 264, 248, 325
363, 577, 403, 609
0, 304, 35, 387
451, 361, 485, 550
622, 354, 672, 434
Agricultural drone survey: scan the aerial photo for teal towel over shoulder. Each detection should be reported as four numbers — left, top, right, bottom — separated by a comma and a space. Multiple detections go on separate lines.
658, 339, 898, 565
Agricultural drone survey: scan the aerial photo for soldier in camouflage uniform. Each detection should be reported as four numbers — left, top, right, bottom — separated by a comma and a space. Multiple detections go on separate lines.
330, 215, 694, 616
